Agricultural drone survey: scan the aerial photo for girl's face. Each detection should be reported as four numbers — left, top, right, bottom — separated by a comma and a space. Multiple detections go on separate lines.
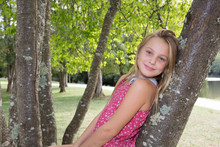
137, 37, 169, 78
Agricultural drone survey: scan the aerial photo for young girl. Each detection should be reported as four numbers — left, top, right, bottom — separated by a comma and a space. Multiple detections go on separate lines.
55, 29, 178, 147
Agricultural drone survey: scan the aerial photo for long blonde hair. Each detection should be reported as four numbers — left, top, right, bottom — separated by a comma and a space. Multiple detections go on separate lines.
114, 29, 179, 106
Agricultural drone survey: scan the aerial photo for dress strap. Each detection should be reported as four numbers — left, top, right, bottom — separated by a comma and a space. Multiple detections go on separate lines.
129, 74, 157, 87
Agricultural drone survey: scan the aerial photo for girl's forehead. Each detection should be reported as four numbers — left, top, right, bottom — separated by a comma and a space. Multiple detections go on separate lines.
142, 38, 169, 53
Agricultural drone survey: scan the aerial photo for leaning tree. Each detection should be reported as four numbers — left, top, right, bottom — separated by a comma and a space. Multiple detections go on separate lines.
136, 0, 220, 146
62, 0, 121, 144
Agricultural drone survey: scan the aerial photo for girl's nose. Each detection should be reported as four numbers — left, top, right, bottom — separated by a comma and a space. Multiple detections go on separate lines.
149, 57, 156, 65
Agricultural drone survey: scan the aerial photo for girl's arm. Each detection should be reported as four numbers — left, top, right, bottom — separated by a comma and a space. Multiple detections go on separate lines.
80, 78, 156, 147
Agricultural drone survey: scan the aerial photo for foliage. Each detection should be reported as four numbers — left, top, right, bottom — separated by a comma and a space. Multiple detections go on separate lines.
0, 0, 192, 78
209, 52, 220, 76
50, 0, 192, 76
104, 0, 192, 74
0, 0, 17, 77
50, 0, 109, 74
0, 32, 7, 77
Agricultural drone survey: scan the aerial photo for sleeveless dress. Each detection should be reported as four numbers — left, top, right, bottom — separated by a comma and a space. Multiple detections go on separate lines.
92, 76, 157, 147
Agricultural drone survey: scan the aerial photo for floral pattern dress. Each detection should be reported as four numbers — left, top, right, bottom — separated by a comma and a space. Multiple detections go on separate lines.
93, 77, 157, 147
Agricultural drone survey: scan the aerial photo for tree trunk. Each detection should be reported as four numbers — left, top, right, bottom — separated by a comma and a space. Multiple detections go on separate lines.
62, 0, 121, 144
93, 69, 105, 98
59, 70, 67, 92
38, 1, 57, 146
6, 64, 14, 93
0, 84, 15, 147
16, 0, 47, 146
136, 0, 220, 146
2, 4, 16, 93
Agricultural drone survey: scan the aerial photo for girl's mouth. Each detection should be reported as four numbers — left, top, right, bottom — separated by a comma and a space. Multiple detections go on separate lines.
144, 64, 155, 71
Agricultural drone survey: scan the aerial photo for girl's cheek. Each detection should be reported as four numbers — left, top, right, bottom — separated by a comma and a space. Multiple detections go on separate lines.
158, 62, 167, 69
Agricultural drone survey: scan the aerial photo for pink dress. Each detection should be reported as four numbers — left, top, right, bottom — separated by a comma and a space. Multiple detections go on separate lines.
93, 77, 157, 147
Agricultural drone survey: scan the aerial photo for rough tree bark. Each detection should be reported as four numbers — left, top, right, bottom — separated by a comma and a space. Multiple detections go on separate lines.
0, 84, 15, 147
16, 0, 47, 146
38, 1, 57, 146
62, 0, 121, 144
136, 0, 220, 146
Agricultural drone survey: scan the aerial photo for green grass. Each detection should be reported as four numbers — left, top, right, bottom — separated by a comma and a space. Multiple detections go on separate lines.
52, 86, 110, 144
1, 82, 220, 146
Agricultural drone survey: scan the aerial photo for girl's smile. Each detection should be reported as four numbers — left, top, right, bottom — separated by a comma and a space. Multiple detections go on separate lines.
137, 37, 169, 78
144, 64, 155, 71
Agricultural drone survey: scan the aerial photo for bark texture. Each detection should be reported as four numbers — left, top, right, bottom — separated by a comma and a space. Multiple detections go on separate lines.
136, 0, 220, 146
0, 84, 15, 147
16, 0, 47, 146
62, 0, 121, 144
38, 1, 57, 146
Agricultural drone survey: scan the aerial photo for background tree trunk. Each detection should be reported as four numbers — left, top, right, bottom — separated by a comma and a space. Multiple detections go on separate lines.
62, 0, 121, 144
0, 84, 15, 147
38, 1, 57, 146
6, 64, 14, 93
16, 0, 47, 146
59, 70, 67, 92
2, 3, 16, 93
93, 69, 105, 98
136, 0, 220, 146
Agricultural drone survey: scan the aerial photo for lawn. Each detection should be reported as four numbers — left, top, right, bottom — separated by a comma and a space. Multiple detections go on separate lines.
1, 82, 220, 146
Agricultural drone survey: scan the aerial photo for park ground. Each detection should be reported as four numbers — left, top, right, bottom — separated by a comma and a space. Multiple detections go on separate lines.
1, 81, 220, 146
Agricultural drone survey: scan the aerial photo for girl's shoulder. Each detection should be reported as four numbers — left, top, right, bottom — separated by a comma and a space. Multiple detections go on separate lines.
128, 74, 157, 88
130, 78, 157, 92
127, 78, 157, 110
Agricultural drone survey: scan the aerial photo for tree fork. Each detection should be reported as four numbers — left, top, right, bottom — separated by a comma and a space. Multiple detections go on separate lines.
136, 0, 220, 146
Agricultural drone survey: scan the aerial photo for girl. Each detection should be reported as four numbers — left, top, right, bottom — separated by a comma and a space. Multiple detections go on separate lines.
55, 29, 178, 147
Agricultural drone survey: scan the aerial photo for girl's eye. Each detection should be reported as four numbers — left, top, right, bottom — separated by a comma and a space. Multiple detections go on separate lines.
146, 50, 152, 55
159, 57, 165, 61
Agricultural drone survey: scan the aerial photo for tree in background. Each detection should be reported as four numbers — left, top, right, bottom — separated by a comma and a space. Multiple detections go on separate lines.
15, 0, 57, 146
50, 0, 109, 92
38, 0, 57, 146
136, 0, 220, 146
0, 0, 16, 92
62, 0, 121, 144
16, 0, 43, 145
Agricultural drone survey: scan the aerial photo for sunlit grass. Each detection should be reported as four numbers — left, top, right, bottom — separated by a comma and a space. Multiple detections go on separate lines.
1, 82, 220, 146
51, 86, 110, 144
178, 107, 220, 146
